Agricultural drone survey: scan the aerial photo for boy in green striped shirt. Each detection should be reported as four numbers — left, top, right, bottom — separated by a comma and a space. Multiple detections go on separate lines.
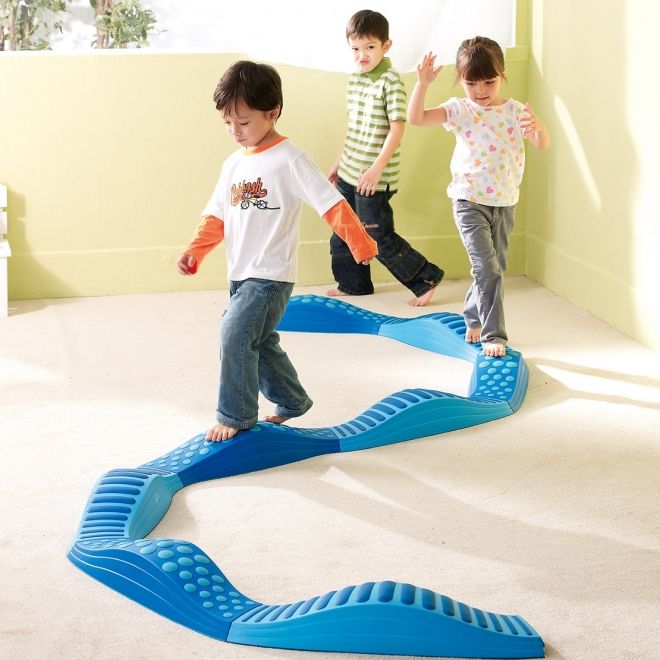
327, 9, 444, 306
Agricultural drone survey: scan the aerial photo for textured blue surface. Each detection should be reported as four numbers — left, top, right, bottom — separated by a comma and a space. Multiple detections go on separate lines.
68, 296, 542, 658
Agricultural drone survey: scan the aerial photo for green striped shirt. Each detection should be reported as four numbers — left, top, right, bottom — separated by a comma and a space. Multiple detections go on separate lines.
338, 57, 407, 192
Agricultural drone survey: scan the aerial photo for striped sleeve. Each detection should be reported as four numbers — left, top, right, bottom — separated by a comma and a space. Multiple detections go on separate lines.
383, 70, 407, 123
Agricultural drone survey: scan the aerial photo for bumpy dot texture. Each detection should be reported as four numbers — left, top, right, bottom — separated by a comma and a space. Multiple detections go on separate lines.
473, 358, 522, 401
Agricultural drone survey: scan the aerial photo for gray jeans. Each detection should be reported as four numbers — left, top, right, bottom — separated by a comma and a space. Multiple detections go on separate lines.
452, 200, 515, 345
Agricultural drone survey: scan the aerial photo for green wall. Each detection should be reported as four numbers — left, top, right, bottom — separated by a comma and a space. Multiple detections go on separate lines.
0, 45, 527, 300
525, 0, 660, 350
4, 0, 657, 351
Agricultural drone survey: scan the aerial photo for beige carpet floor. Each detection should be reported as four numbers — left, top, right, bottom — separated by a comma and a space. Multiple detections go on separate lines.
2, 276, 659, 660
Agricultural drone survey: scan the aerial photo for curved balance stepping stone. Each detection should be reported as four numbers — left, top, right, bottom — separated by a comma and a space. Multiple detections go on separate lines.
68, 296, 543, 658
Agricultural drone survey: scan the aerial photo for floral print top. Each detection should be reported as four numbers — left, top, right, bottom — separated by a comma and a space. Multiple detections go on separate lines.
441, 97, 526, 206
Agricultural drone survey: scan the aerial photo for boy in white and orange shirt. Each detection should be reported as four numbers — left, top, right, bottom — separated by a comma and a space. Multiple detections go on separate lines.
177, 60, 377, 441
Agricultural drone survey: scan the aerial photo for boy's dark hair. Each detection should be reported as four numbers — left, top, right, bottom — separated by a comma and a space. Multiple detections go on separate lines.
455, 36, 507, 83
346, 9, 389, 43
213, 60, 283, 118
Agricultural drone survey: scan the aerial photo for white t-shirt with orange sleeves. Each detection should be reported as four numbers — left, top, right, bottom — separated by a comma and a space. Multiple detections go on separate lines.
441, 97, 526, 207
202, 137, 343, 283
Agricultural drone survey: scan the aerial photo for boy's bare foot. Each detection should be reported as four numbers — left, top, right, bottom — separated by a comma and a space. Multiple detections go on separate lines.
263, 414, 290, 424
326, 288, 348, 297
408, 285, 437, 307
206, 422, 239, 442
482, 341, 507, 357
465, 326, 482, 343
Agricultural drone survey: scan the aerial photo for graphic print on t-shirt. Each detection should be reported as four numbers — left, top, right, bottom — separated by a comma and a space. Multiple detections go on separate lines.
231, 176, 280, 210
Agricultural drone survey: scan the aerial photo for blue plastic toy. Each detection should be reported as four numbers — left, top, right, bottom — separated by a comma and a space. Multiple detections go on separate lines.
68, 295, 543, 658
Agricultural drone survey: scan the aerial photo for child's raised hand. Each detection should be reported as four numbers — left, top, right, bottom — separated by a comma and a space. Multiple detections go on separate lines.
520, 103, 541, 135
416, 51, 443, 85
519, 103, 550, 149
177, 253, 198, 275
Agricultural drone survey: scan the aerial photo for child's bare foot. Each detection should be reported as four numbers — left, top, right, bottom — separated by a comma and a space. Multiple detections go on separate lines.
482, 341, 507, 357
206, 422, 239, 442
263, 414, 290, 424
465, 326, 482, 343
326, 288, 348, 297
408, 286, 437, 307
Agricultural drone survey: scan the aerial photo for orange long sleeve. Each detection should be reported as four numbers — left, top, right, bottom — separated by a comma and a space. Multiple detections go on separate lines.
323, 200, 378, 263
183, 215, 225, 268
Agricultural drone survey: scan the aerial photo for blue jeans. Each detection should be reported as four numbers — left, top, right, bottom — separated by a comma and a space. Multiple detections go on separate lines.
452, 200, 515, 345
330, 178, 444, 297
217, 278, 312, 429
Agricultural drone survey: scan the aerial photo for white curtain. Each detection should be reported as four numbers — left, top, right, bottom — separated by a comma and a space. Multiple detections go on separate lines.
54, 0, 515, 71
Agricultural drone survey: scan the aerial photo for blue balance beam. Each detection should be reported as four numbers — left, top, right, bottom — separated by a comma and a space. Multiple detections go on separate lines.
68, 296, 543, 658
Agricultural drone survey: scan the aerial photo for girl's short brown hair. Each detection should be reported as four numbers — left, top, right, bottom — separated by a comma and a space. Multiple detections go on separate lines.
455, 36, 507, 83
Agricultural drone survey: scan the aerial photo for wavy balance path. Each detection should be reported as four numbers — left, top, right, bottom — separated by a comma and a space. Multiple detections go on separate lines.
68, 295, 543, 658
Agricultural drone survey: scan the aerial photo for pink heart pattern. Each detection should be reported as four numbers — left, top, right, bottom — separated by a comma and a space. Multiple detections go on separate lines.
445, 97, 526, 205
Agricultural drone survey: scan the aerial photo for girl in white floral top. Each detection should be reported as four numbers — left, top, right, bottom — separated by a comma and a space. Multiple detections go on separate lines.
408, 37, 550, 357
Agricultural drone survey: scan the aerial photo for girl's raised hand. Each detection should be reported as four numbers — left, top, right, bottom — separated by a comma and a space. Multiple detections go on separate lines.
416, 51, 443, 85
519, 103, 551, 149
520, 103, 541, 135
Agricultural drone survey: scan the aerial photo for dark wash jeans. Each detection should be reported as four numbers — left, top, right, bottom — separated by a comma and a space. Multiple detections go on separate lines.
330, 178, 444, 297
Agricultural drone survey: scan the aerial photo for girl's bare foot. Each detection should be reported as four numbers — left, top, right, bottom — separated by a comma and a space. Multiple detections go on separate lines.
326, 288, 348, 297
465, 326, 482, 343
482, 341, 506, 357
206, 423, 239, 442
264, 414, 289, 424
408, 286, 437, 307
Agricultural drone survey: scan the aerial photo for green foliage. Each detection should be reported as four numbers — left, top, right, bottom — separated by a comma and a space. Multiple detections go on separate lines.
0, 0, 71, 50
93, 0, 157, 49
0, 0, 158, 50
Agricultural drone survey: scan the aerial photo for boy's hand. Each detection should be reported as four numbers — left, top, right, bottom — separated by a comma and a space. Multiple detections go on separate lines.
177, 253, 198, 275
328, 163, 340, 185
416, 51, 443, 85
357, 165, 383, 196
361, 257, 374, 265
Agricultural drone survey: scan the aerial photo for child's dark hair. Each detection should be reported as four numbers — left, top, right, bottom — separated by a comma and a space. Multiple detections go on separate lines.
346, 9, 389, 43
213, 60, 283, 118
455, 36, 506, 83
